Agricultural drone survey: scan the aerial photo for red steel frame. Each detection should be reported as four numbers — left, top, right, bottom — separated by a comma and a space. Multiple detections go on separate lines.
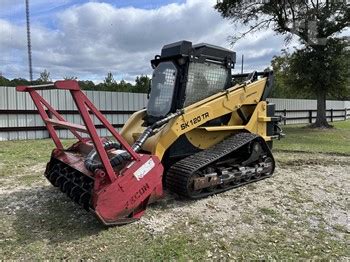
17, 80, 140, 183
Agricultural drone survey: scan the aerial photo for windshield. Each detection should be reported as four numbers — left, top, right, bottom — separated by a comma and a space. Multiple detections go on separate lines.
184, 62, 229, 106
147, 62, 177, 117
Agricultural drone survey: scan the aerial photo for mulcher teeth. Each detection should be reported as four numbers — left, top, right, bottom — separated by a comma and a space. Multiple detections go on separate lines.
45, 160, 93, 210
47, 164, 60, 186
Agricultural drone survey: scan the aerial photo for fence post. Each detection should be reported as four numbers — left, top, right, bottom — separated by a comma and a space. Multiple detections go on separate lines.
308, 110, 312, 124
330, 108, 333, 122
283, 109, 287, 125
345, 108, 347, 120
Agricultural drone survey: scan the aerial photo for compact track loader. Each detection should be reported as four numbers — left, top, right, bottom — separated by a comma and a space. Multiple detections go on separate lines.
17, 40, 283, 225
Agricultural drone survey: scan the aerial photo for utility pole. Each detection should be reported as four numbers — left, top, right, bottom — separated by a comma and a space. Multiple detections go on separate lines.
25, 0, 33, 82
241, 54, 244, 74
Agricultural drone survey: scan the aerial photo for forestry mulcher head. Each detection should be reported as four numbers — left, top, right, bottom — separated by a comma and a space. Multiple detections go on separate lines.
16, 81, 167, 225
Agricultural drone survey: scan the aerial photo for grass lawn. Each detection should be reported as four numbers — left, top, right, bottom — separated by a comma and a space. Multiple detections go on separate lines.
0, 120, 349, 260
274, 120, 350, 155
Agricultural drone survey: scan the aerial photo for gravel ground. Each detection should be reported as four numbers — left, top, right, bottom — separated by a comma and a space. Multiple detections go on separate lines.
0, 151, 349, 260
140, 152, 350, 236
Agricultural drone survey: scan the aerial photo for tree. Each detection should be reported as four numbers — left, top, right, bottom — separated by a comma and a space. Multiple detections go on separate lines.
270, 53, 294, 99
215, 0, 350, 127
64, 76, 78, 80
79, 80, 96, 90
269, 53, 312, 99
38, 69, 51, 83
274, 43, 349, 95
134, 75, 151, 93
104, 72, 116, 88
287, 40, 350, 121
117, 79, 133, 92
0, 72, 152, 94
0, 75, 11, 86
9, 78, 31, 86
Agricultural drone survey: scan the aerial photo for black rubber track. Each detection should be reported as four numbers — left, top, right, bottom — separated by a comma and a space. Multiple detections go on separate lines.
165, 132, 275, 199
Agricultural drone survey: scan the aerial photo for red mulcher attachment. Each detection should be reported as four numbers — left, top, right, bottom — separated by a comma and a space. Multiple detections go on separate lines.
17, 80, 164, 225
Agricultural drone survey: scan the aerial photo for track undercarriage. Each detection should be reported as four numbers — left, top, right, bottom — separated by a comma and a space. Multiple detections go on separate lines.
166, 133, 275, 198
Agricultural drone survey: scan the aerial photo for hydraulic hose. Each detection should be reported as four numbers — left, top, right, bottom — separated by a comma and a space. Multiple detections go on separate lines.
84, 140, 122, 172
84, 110, 183, 172
132, 110, 184, 152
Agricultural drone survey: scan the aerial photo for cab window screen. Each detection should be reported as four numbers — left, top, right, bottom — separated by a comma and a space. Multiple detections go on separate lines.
184, 62, 228, 106
147, 62, 177, 117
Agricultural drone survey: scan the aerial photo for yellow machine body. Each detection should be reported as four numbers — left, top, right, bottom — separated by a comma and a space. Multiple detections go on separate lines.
121, 77, 274, 160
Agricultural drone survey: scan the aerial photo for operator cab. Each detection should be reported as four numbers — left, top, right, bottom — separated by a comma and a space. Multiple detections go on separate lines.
146, 40, 236, 123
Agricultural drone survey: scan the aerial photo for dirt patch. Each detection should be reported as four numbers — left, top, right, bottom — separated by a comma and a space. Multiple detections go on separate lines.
276, 152, 350, 167
0, 162, 47, 188
27, 163, 46, 173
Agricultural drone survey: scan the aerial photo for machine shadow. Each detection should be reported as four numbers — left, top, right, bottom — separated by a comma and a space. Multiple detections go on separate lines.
146, 190, 196, 211
8, 188, 190, 245
9, 188, 200, 247
9, 186, 105, 245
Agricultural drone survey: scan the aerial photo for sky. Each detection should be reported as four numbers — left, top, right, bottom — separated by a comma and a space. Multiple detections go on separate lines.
0, 0, 297, 82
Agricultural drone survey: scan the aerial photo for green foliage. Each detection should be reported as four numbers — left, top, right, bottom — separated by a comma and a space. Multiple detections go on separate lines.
38, 69, 51, 83
0, 75, 11, 86
216, 0, 350, 126
117, 79, 133, 92
134, 75, 151, 93
215, 1, 350, 45
64, 76, 78, 80
287, 39, 350, 100
93, 72, 149, 92
0, 77, 52, 87
269, 52, 301, 99
271, 41, 350, 100
104, 72, 116, 87
0, 73, 152, 94
78, 80, 95, 90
